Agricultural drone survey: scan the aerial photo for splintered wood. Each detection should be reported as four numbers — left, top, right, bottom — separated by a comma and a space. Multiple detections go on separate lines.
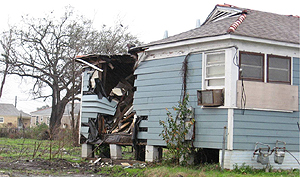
77, 54, 137, 145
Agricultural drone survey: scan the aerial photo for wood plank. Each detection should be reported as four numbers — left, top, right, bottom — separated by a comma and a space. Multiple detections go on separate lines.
136, 82, 201, 92
82, 107, 115, 116
82, 102, 116, 112
193, 141, 222, 149
236, 80, 299, 111
135, 75, 202, 87
136, 54, 202, 70
147, 139, 166, 146
136, 69, 201, 81
137, 56, 184, 69
233, 136, 299, 145
233, 128, 298, 138
134, 90, 181, 98
135, 77, 182, 87
234, 142, 300, 152
234, 109, 298, 118
234, 121, 298, 131
133, 96, 180, 105
135, 63, 183, 75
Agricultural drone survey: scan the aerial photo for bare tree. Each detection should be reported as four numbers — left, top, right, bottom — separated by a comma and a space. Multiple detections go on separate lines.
0, 7, 141, 137
0, 28, 14, 99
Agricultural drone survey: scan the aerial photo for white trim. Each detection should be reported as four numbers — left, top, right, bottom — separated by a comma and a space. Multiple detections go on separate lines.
145, 34, 300, 53
203, 50, 226, 90
227, 109, 234, 150
146, 35, 232, 52
264, 53, 268, 82
0, 117, 4, 123
231, 35, 300, 49
207, 6, 242, 23
225, 47, 238, 107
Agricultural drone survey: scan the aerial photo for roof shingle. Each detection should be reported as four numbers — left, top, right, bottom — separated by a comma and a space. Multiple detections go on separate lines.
145, 5, 299, 47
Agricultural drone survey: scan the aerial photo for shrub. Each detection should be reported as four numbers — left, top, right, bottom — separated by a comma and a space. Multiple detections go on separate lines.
159, 94, 195, 165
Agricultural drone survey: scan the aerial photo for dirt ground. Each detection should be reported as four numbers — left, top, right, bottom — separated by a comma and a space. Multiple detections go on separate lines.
0, 157, 146, 177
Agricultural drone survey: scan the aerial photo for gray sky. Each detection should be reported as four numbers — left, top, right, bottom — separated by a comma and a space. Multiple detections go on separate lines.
0, 0, 299, 113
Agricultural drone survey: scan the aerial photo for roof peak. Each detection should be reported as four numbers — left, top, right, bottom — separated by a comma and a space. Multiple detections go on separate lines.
202, 4, 244, 25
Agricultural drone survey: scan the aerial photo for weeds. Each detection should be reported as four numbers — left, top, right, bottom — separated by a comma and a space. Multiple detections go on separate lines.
233, 163, 255, 174
0, 136, 81, 161
98, 166, 145, 177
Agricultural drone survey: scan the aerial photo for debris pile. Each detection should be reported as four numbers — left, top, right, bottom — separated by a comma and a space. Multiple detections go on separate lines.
76, 54, 138, 146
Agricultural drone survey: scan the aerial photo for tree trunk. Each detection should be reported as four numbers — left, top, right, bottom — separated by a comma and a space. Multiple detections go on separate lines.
49, 86, 68, 139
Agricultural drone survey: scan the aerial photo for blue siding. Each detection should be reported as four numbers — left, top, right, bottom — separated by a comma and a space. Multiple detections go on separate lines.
134, 54, 227, 148
233, 57, 300, 151
80, 70, 118, 138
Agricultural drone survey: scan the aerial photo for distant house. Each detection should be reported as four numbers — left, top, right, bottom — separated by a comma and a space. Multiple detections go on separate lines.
30, 102, 81, 128
131, 4, 299, 169
0, 103, 31, 128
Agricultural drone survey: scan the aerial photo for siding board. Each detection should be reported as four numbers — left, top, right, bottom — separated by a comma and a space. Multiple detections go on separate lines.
134, 53, 228, 148
233, 57, 300, 151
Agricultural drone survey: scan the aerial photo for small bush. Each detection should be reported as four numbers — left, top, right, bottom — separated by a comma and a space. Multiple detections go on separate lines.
29, 123, 50, 140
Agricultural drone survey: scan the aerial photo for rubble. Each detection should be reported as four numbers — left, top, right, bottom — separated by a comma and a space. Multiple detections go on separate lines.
76, 54, 138, 148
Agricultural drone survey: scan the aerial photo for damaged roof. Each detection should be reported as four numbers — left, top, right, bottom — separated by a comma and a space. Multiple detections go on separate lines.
145, 4, 300, 47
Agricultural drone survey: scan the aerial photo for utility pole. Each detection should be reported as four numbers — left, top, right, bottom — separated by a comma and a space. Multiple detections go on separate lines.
14, 96, 17, 107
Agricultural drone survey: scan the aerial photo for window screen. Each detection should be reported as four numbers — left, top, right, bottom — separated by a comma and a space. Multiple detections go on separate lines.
267, 55, 291, 84
239, 52, 264, 81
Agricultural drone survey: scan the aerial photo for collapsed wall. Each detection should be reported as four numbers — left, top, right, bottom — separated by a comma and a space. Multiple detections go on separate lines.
76, 54, 138, 148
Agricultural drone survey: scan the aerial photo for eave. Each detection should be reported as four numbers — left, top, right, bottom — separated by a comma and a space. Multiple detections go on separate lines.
144, 34, 300, 52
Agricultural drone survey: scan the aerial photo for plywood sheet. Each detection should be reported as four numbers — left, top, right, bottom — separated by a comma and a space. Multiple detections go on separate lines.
236, 80, 298, 111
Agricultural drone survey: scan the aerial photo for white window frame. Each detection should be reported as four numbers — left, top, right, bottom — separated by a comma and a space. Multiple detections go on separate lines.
0, 117, 4, 123
203, 50, 226, 90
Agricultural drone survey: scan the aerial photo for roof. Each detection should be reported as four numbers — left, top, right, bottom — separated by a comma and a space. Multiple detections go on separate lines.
30, 102, 81, 116
145, 4, 299, 47
0, 103, 31, 118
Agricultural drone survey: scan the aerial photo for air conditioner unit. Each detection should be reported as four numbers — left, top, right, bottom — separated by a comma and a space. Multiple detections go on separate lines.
197, 89, 224, 106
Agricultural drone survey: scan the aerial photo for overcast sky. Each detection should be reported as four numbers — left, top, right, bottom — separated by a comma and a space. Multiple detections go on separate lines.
0, 0, 299, 113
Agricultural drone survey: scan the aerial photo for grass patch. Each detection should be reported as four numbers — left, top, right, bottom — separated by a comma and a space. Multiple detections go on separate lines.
0, 137, 81, 161
1, 137, 299, 177
143, 164, 300, 177
98, 166, 145, 177
144, 166, 205, 177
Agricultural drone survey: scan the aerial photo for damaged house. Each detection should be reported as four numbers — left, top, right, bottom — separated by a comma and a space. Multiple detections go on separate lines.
76, 54, 139, 159
78, 4, 299, 169
132, 4, 299, 169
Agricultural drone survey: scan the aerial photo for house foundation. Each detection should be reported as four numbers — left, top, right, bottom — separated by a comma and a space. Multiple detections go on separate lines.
81, 143, 93, 158
110, 144, 122, 160
145, 145, 162, 162
220, 150, 300, 170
